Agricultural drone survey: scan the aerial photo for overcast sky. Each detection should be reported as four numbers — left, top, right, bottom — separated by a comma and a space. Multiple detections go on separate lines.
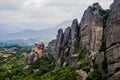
0, 0, 113, 31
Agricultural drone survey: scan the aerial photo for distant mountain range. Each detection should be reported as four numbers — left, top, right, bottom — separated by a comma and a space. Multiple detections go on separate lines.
0, 24, 23, 34
0, 20, 72, 47
0, 20, 72, 41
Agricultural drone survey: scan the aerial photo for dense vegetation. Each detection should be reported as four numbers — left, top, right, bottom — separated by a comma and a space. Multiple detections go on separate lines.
29, 54, 55, 77
40, 67, 77, 80
0, 46, 77, 80
87, 60, 108, 80
0, 46, 26, 80
77, 47, 90, 73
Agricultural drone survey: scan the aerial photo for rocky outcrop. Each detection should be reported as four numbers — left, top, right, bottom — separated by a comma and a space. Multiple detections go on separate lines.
48, 19, 79, 69
55, 29, 64, 68
106, 44, 120, 73
24, 43, 44, 70
69, 19, 79, 56
79, 3, 104, 71
80, 3, 103, 58
69, 54, 80, 69
76, 70, 87, 80
62, 27, 71, 47
47, 0, 120, 79
48, 2, 106, 75
47, 39, 56, 59
32, 42, 44, 57
105, 0, 120, 48
95, 52, 105, 72
105, 0, 120, 74
108, 71, 120, 80
24, 52, 38, 66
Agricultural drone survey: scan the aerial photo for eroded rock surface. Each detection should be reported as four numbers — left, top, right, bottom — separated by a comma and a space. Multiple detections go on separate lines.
105, 0, 120, 48
80, 3, 103, 58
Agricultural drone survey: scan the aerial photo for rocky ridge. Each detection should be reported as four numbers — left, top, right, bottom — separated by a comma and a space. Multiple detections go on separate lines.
24, 43, 44, 70
48, 0, 120, 80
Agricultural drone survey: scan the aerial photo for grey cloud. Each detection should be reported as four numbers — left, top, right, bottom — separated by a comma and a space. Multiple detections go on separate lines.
0, 0, 113, 31
0, 0, 24, 10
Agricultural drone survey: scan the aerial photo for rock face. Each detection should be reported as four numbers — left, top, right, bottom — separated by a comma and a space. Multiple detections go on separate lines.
32, 42, 44, 57
80, 3, 104, 70
76, 70, 87, 80
62, 27, 71, 47
24, 42, 44, 69
108, 71, 120, 80
80, 3, 103, 58
95, 52, 105, 72
105, 0, 120, 74
105, 0, 120, 48
106, 44, 120, 73
69, 54, 80, 69
48, 19, 79, 69
24, 52, 38, 66
69, 19, 79, 56
55, 29, 64, 68
47, 39, 56, 59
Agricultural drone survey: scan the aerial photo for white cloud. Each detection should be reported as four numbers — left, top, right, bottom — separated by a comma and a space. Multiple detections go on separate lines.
22, 0, 47, 10
0, 0, 113, 30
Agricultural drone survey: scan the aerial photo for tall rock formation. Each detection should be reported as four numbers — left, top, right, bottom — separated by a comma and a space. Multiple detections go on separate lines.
62, 27, 71, 47
55, 29, 64, 68
105, 0, 120, 48
105, 0, 120, 74
48, 19, 79, 69
47, 39, 56, 59
79, 3, 104, 71
69, 19, 79, 56
80, 3, 103, 58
